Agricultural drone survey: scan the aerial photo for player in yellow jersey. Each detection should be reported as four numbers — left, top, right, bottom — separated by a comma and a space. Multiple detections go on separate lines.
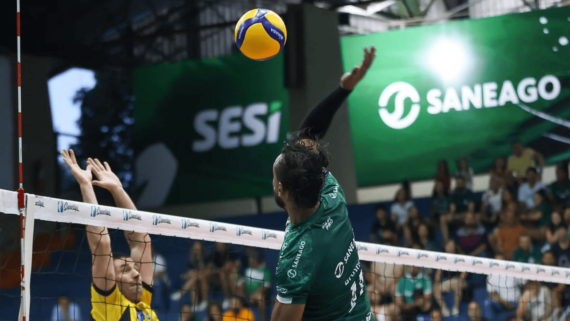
62, 149, 158, 321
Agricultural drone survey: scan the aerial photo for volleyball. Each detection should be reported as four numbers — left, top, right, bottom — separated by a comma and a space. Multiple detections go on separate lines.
234, 9, 287, 61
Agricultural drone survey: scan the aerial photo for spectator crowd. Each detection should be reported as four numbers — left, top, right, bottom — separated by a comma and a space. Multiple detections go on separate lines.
366, 142, 570, 321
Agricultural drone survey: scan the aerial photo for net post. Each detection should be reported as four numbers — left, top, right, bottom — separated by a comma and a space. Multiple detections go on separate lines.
16, 0, 27, 319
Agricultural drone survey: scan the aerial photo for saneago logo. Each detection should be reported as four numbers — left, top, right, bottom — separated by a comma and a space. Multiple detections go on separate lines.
90, 206, 111, 217
182, 219, 199, 229
379, 82, 421, 129
57, 201, 79, 213
335, 262, 344, 279
276, 286, 287, 294
236, 227, 252, 236
152, 215, 171, 226
378, 75, 561, 129
35, 200, 44, 208
287, 269, 296, 278
123, 210, 141, 221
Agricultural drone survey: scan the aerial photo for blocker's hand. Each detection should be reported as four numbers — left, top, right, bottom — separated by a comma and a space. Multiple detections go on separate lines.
61, 149, 92, 186
87, 158, 123, 193
340, 45, 376, 91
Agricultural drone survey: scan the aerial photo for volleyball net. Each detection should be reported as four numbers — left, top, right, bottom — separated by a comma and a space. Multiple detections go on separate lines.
1, 189, 570, 321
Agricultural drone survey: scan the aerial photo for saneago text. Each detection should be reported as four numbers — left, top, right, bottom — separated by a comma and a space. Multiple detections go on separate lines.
292, 241, 305, 269
378, 75, 560, 129
336, 239, 357, 278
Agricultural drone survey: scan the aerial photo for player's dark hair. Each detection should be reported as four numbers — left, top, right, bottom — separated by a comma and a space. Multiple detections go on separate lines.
112, 252, 130, 261
275, 131, 330, 209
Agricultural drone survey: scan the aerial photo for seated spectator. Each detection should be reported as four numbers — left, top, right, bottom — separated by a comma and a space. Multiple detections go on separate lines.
440, 175, 475, 242
481, 176, 503, 228
545, 211, 563, 245
369, 204, 398, 245
222, 296, 255, 321
390, 188, 414, 230
541, 251, 565, 316
435, 160, 451, 193
507, 141, 544, 184
455, 212, 488, 257
395, 265, 432, 321
237, 249, 271, 321
430, 309, 443, 321
366, 262, 403, 306
152, 245, 170, 311
51, 295, 82, 321
430, 181, 450, 229
516, 281, 554, 321
180, 304, 201, 321
172, 241, 209, 311
512, 234, 541, 264
490, 157, 513, 189
468, 301, 489, 321
417, 223, 439, 252
548, 164, 570, 211
204, 301, 223, 321
550, 225, 570, 267
456, 157, 474, 190
433, 240, 467, 317
210, 242, 240, 310
490, 203, 526, 260
517, 167, 544, 210
520, 190, 552, 241
485, 254, 524, 319
368, 282, 400, 321
403, 206, 424, 247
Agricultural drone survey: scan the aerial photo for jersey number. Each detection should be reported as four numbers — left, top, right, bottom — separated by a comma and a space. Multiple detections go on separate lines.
349, 270, 365, 313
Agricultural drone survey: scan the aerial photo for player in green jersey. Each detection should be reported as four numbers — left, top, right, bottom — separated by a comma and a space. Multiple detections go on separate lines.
270, 46, 376, 321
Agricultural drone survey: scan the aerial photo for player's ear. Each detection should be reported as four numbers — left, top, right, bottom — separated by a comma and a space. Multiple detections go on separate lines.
278, 183, 283, 196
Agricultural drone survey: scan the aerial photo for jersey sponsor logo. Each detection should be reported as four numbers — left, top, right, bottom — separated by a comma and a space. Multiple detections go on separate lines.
344, 262, 361, 286
209, 223, 227, 232
152, 215, 172, 226
322, 217, 333, 230
329, 186, 339, 199
262, 230, 277, 240
366, 312, 372, 321
335, 262, 344, 279
287, 269, 296, 278
236, 227, 252, 236
35, 200, 44, 208
276, 286, 287, 294
123, 210, 142, 221
181, 219, 199, 229
57, 201, 79, 213
292, 241, 306, 269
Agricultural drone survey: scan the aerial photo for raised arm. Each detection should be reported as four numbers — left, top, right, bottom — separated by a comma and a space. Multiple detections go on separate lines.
88, 158, 154, 286
298, 46, 375, 140
62, 150, 115, 292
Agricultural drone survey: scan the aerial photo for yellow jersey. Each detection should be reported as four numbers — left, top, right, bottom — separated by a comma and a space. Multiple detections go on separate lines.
222, 308, 255, 321
91, 282, 159, 321
507, 148, 535, 178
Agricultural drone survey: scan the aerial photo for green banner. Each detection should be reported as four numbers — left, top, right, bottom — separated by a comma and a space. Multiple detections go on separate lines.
134, 53, 289, 205
341, 7, 570, 187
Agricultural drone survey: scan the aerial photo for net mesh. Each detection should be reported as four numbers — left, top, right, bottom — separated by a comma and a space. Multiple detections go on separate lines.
1, 190, 570, 321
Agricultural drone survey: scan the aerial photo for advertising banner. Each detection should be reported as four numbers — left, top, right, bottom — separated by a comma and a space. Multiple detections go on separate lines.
341, 7, 570, 186
134, 53, 289, 205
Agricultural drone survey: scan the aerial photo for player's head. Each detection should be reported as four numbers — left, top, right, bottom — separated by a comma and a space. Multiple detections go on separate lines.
409, 265, 421, 276
273, 131, 330, 210
542, 251, 556, 266
518, 234, 531, 251
112, 253, 143, 303
57, 295, 70, 307
467, 301, 482, 320
374, 204, 387, 220
556, 164, 568, 182
557, 225, 568, 241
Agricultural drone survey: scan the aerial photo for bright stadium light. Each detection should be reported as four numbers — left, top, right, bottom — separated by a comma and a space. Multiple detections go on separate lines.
427, 38, 471, 83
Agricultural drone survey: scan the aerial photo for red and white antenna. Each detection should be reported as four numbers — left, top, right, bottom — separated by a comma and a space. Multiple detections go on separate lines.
17, 0, 27, 320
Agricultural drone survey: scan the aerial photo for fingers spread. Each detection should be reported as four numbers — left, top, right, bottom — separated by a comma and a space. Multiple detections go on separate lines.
70, 149, 78, 165
104, 161, 111, 172
95, 158, 106, 171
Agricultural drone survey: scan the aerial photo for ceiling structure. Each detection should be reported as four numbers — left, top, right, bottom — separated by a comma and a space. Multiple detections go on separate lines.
0, 0, 565, 75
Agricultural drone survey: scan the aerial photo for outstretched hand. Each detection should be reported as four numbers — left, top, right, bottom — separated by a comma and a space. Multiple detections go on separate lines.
87, 158, 123, 193
340, 45, 376, 91
61, 149, 92, 185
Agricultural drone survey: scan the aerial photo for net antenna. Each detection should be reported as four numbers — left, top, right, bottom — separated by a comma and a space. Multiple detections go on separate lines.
16, 0, 29, 320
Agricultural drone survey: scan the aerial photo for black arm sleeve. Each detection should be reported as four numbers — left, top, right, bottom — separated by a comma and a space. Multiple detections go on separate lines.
298, 86, 351, 139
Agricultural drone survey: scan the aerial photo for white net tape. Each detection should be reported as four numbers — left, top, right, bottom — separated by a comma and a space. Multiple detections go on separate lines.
1, 189, 570, 286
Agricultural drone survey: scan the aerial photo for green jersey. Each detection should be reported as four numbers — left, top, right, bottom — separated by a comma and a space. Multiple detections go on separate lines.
275, 173, 373, 321
395, 272, 433, 303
